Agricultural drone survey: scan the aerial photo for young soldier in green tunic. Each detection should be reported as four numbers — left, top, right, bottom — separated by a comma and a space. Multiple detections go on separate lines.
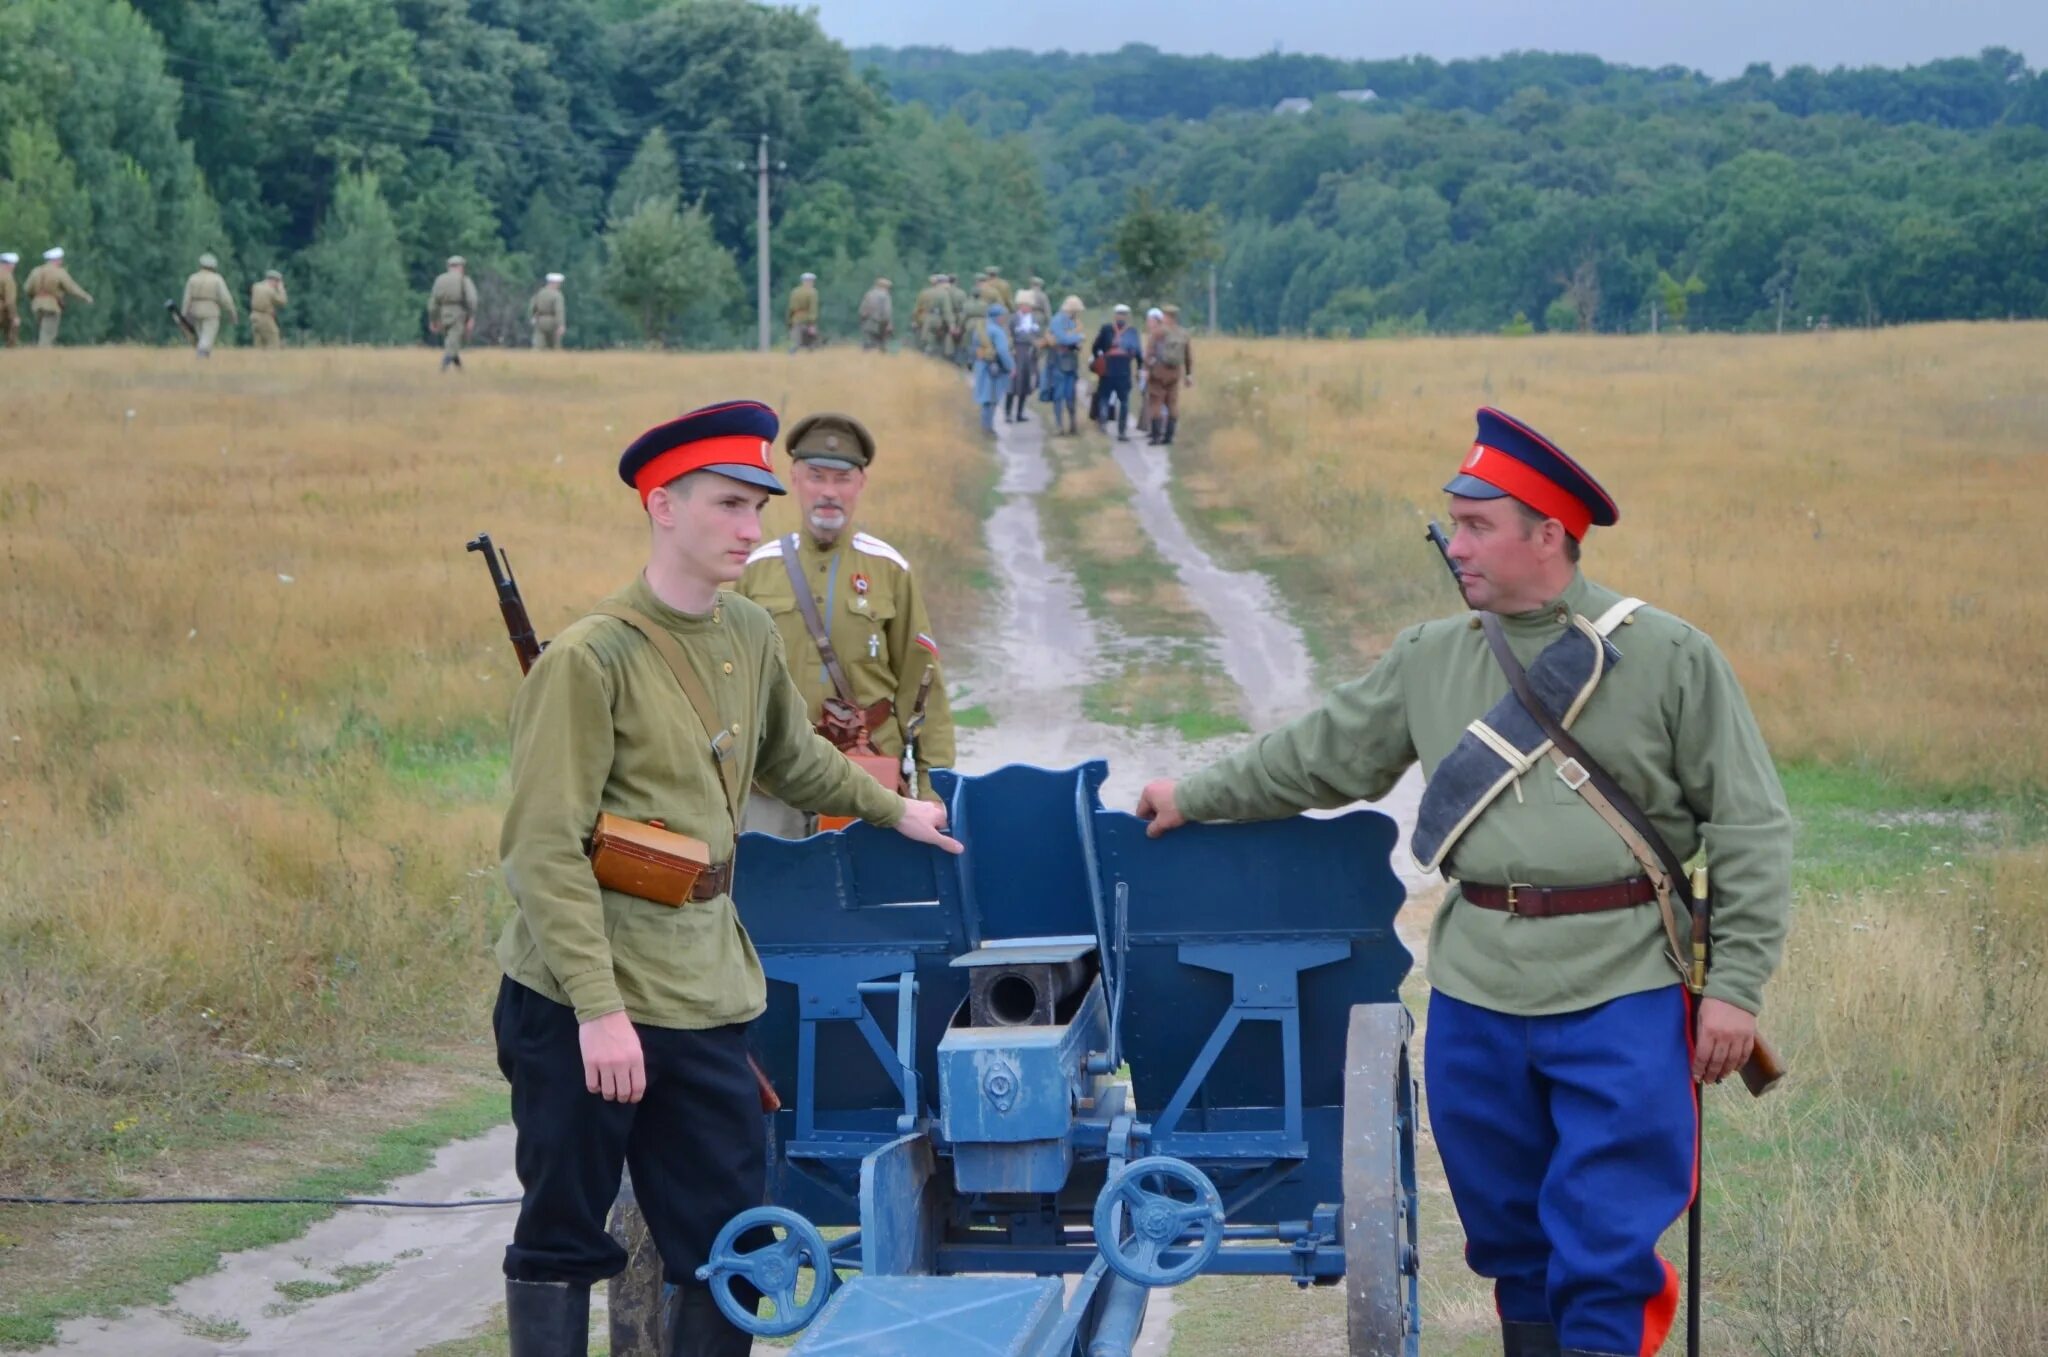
494, 399, 961, 1357
1137, 408, 1791, 1357
734, 413, 957, 835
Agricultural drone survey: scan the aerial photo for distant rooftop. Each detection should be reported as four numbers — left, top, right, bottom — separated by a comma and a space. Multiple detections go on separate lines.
1272, 90, 1376, 114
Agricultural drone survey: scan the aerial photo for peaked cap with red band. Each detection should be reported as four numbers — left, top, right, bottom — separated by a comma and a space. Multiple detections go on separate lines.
619, 399, 785, 505
1443, 406, 1618, 541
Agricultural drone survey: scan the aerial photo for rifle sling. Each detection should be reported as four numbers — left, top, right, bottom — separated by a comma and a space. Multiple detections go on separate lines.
589, 605, 743, 833
1478, 612, 1697, 983
779, 534, 860, 710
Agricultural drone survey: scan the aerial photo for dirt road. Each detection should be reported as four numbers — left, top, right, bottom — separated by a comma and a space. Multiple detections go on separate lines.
51, 410, 1426, 1355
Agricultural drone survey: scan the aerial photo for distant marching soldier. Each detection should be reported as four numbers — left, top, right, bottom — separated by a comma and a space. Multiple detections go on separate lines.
735, 412, 958, 836
428, 254, 479, 372
249, 269, 288, 349
786, 271, 820, 352
180, 253, 239, 357
911, 274, 943, 356
1142, 305, 1189, 445
530, 272, 567, 350
492, 399, 961, 1357
1138, 408, 1792, 1357
24, 247, 92, 347
942, 273, 971, 367
1005, 296, 1043, 424
857, 277, 893, 351
0, 251, 19, 348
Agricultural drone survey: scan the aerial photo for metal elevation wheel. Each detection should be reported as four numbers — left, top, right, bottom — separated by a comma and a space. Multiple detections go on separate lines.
694, 1205, 835, 1337
1341, 1002, 1421, 1357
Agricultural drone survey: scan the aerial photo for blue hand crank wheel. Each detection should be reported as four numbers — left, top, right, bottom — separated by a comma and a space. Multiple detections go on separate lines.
693, 1205, 834, 1337
1092, 1156, 1226, 1288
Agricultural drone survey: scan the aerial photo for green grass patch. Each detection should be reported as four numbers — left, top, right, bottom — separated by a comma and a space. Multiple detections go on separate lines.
1082, 668, 1249, 741
951, 703, 995, 729
1780, 760, 2043, 894
0, 1083, 509, 1350
270, 1260, 395, 1309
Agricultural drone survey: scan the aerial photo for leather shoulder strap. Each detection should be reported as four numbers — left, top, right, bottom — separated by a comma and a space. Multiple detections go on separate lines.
589, 605, 743, 830
779, 534, 858, 707
1478, 612, 1697, 972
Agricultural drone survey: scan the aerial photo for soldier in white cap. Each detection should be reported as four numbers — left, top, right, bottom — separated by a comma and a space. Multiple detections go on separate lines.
181, 253, 239, 357
0, 251, 19, 348
23, 247, 92, 347
529, 272, 567, 350
786, 270, 820, 351
428, 255, 479, 371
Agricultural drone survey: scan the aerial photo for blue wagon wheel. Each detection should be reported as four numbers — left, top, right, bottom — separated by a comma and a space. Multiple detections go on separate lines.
692, 1205, 834, 1337
1342, 1003, 1421, 1357
1092, 1155, 1226, 1288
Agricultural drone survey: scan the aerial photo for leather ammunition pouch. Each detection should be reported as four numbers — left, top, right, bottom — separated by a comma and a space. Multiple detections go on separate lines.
587, 812, 726, 906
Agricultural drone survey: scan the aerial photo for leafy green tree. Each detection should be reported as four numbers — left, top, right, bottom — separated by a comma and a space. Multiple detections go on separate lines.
1652, 270, 1706, 330
300, 172, 416, 343
608, 128, 683, 223
603, 195, 741, 345
1106, 188, 1218, 308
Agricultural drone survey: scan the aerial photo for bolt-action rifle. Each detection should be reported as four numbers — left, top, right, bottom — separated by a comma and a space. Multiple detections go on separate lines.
466, 533, 545, 673
164, 300, 199, 345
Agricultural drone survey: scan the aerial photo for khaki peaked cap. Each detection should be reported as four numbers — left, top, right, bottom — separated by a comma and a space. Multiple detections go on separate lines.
784, 412, 876, 471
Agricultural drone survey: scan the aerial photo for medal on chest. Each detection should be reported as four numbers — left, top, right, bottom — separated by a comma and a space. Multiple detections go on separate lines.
852, 573, 870, 611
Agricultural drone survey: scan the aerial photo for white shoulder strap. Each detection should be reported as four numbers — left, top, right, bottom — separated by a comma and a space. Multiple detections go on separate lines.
1591, 597, 1647, 637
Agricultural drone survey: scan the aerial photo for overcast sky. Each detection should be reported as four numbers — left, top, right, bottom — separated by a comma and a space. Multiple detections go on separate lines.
798, 1, 2044, 78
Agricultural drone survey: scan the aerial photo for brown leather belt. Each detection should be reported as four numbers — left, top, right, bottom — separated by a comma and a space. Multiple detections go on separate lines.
690, 861, 734, 902
1461, 875, 1658, 917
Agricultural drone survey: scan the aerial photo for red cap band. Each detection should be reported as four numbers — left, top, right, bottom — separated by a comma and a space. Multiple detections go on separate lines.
633, 434, 775, 505
1457, 442, 1594, 539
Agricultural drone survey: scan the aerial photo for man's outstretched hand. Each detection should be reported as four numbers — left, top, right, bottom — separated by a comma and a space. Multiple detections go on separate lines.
1135, 778, 1187, 838
895, 796, 964, 854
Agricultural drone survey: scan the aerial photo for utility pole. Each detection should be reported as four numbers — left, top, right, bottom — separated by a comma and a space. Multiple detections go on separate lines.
1207, 263, 1218, 333
755, 133, 771, 353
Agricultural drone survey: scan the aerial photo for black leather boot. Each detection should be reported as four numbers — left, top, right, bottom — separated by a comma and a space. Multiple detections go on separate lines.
1501, 1319, 1560, 1356
505, 1279, 590, 1357
1163, 416, 1177, 446
664, 1283, 755, 1357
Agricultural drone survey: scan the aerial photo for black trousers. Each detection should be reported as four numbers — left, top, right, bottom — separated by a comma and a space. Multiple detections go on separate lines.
494, 977, 766, 1288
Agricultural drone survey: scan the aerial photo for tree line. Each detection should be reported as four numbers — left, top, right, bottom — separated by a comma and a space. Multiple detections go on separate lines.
3, 2, 2042, 346
0, 0, 1049, 347
862, 43, 2048, 334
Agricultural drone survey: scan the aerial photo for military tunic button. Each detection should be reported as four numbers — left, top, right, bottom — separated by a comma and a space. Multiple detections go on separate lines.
722, 662, 734, 674
731, 723, 742, 735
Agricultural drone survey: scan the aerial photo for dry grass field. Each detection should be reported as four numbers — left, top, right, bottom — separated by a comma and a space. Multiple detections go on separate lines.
1185, 323, 2048, 791
1173, 325, 2048, 1355
0, 346, 989, 1197
3, 331, 2043, 1354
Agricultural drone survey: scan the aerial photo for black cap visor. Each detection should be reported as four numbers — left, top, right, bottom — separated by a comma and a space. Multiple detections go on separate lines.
1443, 472, 1509, 501
701, 463, 787, 495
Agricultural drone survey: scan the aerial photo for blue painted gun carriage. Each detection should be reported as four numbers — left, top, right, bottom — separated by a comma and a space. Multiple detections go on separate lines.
682, 761, 1420, 1356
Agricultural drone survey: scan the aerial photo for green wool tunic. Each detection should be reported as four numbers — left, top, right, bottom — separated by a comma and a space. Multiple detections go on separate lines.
1177, 572, 1791, 1018
496, 574, 905, 1028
